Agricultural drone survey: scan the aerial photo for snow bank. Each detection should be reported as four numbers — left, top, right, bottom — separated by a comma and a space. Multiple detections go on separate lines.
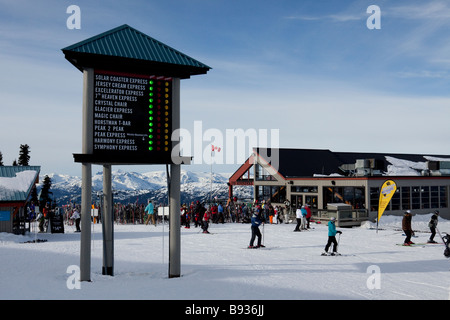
361, 213, 446, 232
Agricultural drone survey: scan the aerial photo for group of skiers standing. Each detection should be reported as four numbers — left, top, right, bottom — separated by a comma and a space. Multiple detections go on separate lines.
294, 205, 312, 231
402, 209, 440, 246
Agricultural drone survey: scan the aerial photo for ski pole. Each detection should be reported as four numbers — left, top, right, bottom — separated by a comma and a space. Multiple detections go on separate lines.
336, 232, 341, 252
437, 227, 446, 245
262, 222, 265, 246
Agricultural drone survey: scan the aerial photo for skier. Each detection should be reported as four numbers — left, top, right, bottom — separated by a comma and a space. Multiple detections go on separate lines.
72, 208, 81, 232
305, 204, 312, 228
144, 200, 155, 226
322, 217, 342, 255
428, 210, 439, 243
248, 207, 265, 249
182, 204, 190, 229
218, 203, 224, 223
402, 210, 414, 246
300, 205, 308, 230
37, 211, 45, 233
202, 206, 210, 234
294, 206, 302, 232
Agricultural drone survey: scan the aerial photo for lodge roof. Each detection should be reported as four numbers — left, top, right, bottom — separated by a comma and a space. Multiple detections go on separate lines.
254, 148, 450, 178
0, 166, 40, 202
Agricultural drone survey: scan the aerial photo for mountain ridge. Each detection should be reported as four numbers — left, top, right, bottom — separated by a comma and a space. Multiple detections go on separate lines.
39, 170, 253, 205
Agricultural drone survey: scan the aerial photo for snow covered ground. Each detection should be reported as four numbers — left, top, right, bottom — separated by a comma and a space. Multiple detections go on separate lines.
1, 214, 450, 300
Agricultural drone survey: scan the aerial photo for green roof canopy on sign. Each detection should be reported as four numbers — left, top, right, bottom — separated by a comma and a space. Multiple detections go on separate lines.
62, 24, 211, 78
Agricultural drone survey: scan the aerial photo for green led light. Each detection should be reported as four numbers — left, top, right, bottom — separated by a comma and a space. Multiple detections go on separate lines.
149, 146, 153, 151
149, 92, 153, 96
149, 116, 153, 121
149, 128, 153, 133
149, 110, 153, 114
149, 80, 153, 85
149, 141, 153, 145
149, 104, 153, 109
149, 135, 153, 139
149, 123, 153, 127
149, 98, 153, 103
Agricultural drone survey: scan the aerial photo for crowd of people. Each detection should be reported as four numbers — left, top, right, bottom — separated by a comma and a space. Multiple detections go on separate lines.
56, 198, 288, 228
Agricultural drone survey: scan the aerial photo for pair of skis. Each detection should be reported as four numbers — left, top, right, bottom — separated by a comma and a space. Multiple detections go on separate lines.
321, 252, 341, 256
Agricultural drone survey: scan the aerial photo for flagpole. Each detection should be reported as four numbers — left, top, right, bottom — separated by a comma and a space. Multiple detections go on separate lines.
210, 146, 213, 204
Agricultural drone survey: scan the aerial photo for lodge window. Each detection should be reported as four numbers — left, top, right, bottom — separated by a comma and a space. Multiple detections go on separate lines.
256, 185, 286, 203
431, 186, 439, 208
411, 186, 420, 209
421, 186, 430, 209
440, 186, 448, 208
291, 186, 318, 193
255, 164, 276, 181
401, 187, 411, 210
369, 185, 448, 212
391, 188, 401, 210
370, 187, 379, 212
323, 186, 365, 209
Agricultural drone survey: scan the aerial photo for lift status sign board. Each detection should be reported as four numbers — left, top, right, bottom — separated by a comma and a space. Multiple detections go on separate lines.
93, 70, 172, 164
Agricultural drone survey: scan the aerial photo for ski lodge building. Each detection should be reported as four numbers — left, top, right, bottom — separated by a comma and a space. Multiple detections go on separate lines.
229, 148, 450, 225
0, 166, 40, 234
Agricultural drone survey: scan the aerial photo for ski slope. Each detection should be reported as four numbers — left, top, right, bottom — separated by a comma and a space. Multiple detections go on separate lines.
1, 214, 449, 300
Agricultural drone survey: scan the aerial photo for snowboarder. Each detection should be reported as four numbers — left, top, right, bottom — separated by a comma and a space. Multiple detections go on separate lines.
428, 210, 439, 243
248, 207, 265, 248
322, 217, 342, 255
402, 210, 414, 246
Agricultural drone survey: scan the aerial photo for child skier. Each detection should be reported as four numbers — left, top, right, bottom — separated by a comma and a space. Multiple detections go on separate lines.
322, 217, 342, 255
428, 210, 439, 243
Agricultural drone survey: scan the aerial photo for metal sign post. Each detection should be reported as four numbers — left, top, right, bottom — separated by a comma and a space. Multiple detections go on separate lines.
169, 79, 181, 278
80, 68, 94, 282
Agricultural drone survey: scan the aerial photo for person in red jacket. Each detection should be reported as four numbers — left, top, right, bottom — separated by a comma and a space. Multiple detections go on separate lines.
305, 204, 312, 229
202, 207, 210, 234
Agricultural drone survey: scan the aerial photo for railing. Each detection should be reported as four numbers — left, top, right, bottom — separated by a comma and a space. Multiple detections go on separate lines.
313, 209, 369, 227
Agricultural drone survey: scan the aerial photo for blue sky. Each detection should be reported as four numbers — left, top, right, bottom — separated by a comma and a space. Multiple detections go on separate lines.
1, 0, 450, 176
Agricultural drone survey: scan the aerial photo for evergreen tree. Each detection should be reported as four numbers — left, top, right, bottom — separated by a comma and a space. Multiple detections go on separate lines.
0, 151, 3, 166
18, 144, 30, 166
40, 175, 53, 207
31, 186, 38, 204
12, 159, 17, 166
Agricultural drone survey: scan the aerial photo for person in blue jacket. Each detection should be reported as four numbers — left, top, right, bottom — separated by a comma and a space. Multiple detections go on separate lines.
144, 200, 155, 226
322, 217, 342, 255
248, 207, 265, 249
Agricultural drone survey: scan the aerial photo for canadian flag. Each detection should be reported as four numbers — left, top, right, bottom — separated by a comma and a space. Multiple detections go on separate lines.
211, 145, 221, 152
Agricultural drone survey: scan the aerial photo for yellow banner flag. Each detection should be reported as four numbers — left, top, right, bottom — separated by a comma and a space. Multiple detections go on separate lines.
378, 179, 397, 222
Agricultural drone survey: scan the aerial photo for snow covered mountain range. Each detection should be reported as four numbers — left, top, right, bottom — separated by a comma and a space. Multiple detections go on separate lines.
39, 170, 253, 205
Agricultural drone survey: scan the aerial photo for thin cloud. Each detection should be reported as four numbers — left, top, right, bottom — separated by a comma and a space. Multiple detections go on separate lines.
388, 1, 450, 20
284, 13, 362, 22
